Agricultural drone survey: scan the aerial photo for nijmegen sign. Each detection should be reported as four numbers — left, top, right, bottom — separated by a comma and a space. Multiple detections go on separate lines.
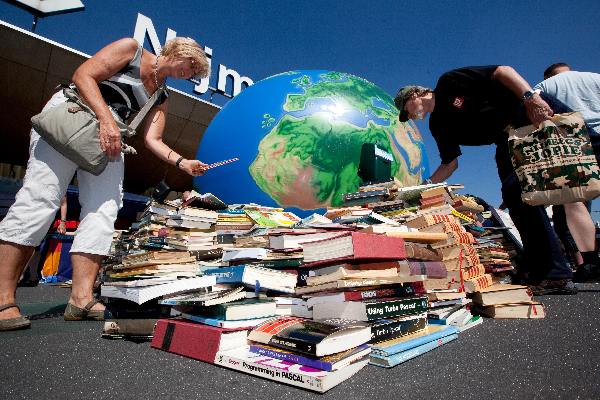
133, 13, 253, 99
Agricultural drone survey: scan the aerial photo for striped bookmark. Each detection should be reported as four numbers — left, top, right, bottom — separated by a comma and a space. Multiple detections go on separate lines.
206, 157, 239, 169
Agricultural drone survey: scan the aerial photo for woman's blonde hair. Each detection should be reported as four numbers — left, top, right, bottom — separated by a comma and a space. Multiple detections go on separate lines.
161, 37, 210, 79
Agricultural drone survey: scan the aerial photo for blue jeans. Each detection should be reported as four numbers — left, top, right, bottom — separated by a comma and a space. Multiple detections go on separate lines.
494, 92, 574, 281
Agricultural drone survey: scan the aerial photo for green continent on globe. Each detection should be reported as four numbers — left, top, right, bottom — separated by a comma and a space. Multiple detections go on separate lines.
249, 71, 425, 210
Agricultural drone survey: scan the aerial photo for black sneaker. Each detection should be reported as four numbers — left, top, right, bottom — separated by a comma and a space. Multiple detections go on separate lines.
573, 263, 600, 283
529, 279, 578, 296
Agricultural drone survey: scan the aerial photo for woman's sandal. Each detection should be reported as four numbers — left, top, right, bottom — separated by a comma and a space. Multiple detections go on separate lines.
64, 299, 106, 321
0, 303, 31, 331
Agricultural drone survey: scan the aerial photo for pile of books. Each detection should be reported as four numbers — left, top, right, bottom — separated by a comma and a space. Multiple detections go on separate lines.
98, 182, 548, 392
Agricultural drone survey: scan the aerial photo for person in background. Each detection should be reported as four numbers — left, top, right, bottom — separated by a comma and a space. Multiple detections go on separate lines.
535, 65, 600, 282
395, 65, 577, 295
0, 37, 210, 331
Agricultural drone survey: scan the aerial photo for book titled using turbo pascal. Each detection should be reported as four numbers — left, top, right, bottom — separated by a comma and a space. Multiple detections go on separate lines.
311, 296, 429, 321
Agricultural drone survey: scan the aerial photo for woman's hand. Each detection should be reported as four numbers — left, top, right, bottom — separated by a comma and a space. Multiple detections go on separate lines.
99, 119, 122, 159
525, 93, 554, 128
179, 159, 209, 177
57, 221, 66, 235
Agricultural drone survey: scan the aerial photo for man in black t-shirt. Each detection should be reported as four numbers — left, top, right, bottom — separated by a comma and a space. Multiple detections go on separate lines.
395, 65, 576, 295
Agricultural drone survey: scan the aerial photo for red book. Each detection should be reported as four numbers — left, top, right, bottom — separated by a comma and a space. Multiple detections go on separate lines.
301, 232, 407, 264
151, 319, 248, 363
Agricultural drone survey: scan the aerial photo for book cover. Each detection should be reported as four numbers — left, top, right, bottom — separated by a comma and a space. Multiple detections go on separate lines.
370, 325, 459, 357
404, 243, 442, 261
369, 313, 427, 343
420, 221, 464, 234
311, 296, 429, 322
214, 346, 368, 393
470, 284, 532, 306
151, 319, 248, 363
302, 231, 407, 263
248, 317, 371, 357
248, 344, 370, 372
369, 333, 458, 368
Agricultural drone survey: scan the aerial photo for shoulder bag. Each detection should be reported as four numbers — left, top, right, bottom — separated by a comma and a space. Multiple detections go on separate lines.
31, 85, 163, 176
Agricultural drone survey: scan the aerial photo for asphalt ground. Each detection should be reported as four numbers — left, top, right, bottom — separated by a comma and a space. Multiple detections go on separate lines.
1, 284, 600, 400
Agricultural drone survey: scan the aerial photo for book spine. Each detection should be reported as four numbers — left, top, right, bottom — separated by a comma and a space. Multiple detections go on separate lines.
364, 297, 429, 320
373, 326, 458, 356
370, 334, 458, 367
249, 345, 333, 372
214, 351, 326, 392
370, 315, 427, 343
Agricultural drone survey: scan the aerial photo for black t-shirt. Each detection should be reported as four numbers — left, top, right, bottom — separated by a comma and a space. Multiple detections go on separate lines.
429, 65, 521, 164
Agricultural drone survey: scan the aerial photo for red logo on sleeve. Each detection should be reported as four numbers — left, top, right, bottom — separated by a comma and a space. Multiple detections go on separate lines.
453, 97, 464, 109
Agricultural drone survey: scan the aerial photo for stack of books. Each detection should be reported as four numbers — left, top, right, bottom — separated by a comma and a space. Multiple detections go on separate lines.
369, 324, 459, 367
470, 284, 545, 319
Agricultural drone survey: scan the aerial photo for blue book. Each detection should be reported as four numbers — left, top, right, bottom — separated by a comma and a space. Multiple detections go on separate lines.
249, 344, 371, 372
203, 266, 245, 284
202, 265, 296, 293
371, 325, 458, 357
369, 333, 458, 368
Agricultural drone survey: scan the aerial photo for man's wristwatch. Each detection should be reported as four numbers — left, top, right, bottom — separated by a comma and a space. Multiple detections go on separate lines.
522, 90, 538, 102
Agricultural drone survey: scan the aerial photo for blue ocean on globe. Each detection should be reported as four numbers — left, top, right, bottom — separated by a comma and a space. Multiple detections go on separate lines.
195, 70, 429, 216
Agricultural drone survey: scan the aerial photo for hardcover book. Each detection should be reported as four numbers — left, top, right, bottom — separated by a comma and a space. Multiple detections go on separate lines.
311, 296, 429, 322
214, 346, 368, 393
472, 301, 545, 319
403, 261, 447, 279
471, 284, 533, 306
268, 231, 345, 250
151, 319, 248, 363
248, 316, 371, 357
301, 232, 407, 263
420, 221, 465, 234
437, 243, 476, 260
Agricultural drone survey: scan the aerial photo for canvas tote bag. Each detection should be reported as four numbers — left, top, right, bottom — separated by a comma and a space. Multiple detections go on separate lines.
31, 85, 163, 176
507, 112, 600, 206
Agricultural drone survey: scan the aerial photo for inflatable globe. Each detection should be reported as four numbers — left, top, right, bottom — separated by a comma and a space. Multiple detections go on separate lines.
195, 70, 429, 214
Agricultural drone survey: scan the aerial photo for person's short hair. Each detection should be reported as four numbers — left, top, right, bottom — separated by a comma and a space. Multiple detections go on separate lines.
161, 37, 210, 80
543, 62, 570, 80
394, 85, 433, 122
